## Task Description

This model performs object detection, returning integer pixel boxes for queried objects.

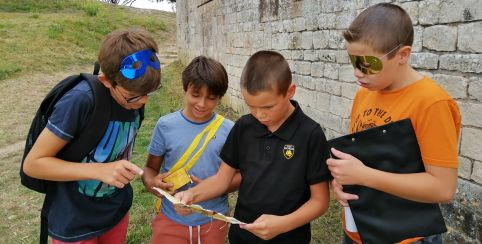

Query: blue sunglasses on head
[120,49,160,80]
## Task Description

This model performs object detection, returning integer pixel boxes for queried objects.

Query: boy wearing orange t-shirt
[326,3,461,244]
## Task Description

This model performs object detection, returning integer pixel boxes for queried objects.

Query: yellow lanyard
[168,114,225,173]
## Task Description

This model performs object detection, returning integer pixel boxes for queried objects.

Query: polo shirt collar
[252,100,303,140]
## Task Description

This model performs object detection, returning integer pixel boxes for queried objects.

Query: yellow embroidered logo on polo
[283,144,295,159]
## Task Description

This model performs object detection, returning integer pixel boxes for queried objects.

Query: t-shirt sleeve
[220,120,240,169]
[148,119,167,157]
[416,100,461,168]
[306,125,331,184]
[46,84,93,141]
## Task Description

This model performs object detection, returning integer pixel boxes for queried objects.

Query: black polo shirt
[221,100,331,244]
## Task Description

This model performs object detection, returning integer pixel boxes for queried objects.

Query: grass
[0,0,175,81]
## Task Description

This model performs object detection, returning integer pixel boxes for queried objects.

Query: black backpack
[20,65,144,243]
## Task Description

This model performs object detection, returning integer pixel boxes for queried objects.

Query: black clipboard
[328,119,447,243]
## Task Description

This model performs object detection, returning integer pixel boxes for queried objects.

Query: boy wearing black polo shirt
[176,50,331,243]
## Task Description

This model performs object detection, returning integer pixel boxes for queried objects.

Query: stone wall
[176,0,482,242]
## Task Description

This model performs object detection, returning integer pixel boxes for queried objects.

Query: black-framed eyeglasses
[118,84,162,103]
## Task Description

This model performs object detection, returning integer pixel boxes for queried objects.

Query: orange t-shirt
[343,76,461,243]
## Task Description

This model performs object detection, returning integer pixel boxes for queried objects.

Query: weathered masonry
[176,0,482,242]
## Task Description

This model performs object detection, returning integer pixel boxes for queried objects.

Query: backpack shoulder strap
[169,115,225,173]
[57,74,111,161]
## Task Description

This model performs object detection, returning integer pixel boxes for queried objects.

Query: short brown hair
[98,28,160,94]
[182,56,228,97]
[343,3,414,58]
[240,50,292,95]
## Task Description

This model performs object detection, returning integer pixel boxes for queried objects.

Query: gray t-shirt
[148,110,234,226]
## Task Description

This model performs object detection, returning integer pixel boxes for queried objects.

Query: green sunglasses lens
[348,55,383,74]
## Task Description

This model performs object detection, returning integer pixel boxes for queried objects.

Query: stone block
[318,49,337,62]
[259,0,280,22]
[323,63,340,80]
[279,50,292,60]
[460,127,482,161]
[433,74,468,99]
[288,32,302,49]
[329,95,352,119]
[271,32,289,50]
[417,0,439,24]
[313,77,326,92]
[472,160,482,184]
[458,156,473,179]
[292,74,302,87]
[423,25,457,51]
[336,10,357,29]
[304,48,319,61]
[328,30,345,49]
[459,102,482,127]
[355,0,371,10]
[440,54,482,73]
[316,91,331,112]
[313,30,329,49]
[458,22,482,52]
[294,87,316,107]
[400,1,419,25]
[324,78,342,96]
[301,31,313,49]
[282,19,294,33]
[311,62,324,77]
[335,50,350,64]
[292,50,304,60]
[341,82,359,99]
[468,77,482,101]
[339,65,356,82]
[293,17,306,32]
[294,61,312,75]
[414,0,436,23]
[263,33,272,49]
[317,13,337,29]
[305,15,319,31]
[326,112,344,133]
[342,118,351,133]
[439,0,482,23]
[412,26,423,52]
[325,128,343,140]
[301,75,316,90]
[410,52,439,70]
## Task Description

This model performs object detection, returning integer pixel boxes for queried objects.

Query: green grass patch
[82,2,100,16]
[0,0,84,13]
[0,65,21,80]
[0,0,175,81]
[47,23,64,39]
